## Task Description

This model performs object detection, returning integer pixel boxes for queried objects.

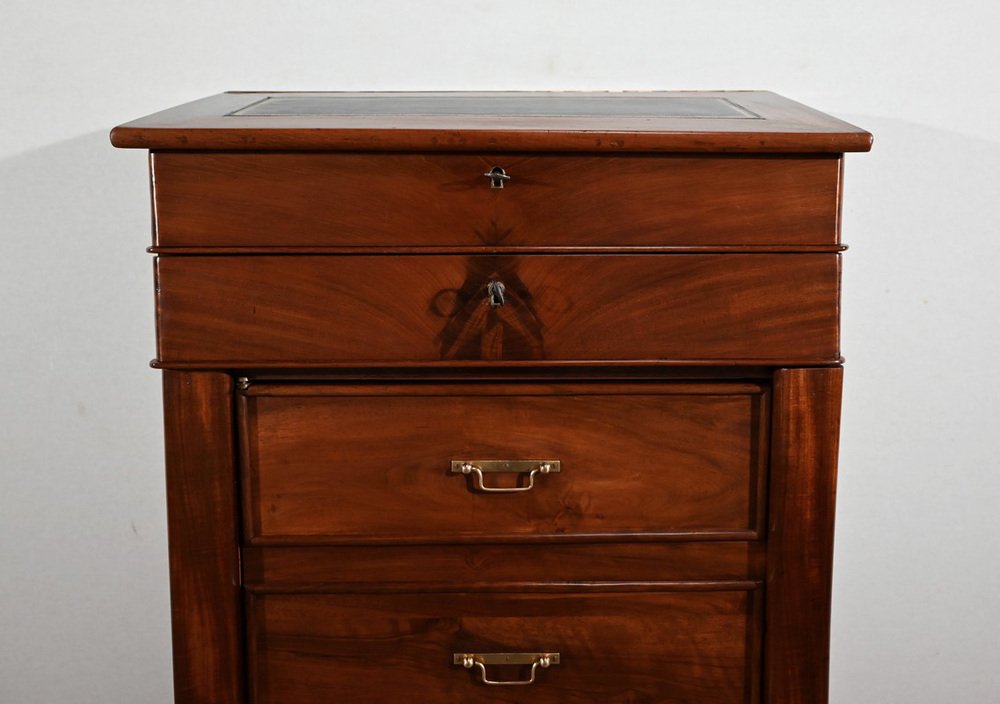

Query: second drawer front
[248,589,760,704]
[240,382,767,543]
[156,253,839,365]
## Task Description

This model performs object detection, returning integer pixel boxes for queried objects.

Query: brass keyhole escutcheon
[484,166,511,189]
[486,280,506,307]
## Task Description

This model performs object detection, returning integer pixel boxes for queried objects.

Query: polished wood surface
[148,244,848,254]
[110,91,872,153]
[242,542,764,592]
[162,371,243,704]
[155,254,840,366]
[239,382,767,544]
[150,152,842,247]
[765,368,842,704]
[247,589,761,703]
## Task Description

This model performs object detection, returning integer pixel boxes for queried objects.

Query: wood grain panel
[239,382,767,544]
[247,589,761,704]
[242,542,765,592]
[155,254,840,366]
[162,371,243,704]
[150,152,841,247]
[148,244,849,254]
[765,367,842,704]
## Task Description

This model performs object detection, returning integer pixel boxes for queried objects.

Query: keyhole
[487,280,506,307]
[484,166,511,189]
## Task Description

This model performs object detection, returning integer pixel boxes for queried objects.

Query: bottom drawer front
[249,589,760,703]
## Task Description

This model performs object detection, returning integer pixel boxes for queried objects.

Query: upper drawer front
[155,253,839,366]
[150,152,841,247]
[248,589,760,704]
[240,382,766,544]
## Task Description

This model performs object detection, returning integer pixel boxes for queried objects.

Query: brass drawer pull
[454,652,560,686]
[451,460,560,493]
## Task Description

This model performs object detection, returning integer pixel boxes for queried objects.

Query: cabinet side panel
[163,371,244,704]
[765,367,842,704]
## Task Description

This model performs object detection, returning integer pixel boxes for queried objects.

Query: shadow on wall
[0,128,158,476]
[836,119,1000,703]
[0,130,155,379]
[840,114,1000,445]
[0,131,171,703]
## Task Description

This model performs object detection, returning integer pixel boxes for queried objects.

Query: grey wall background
[2,1,998,702]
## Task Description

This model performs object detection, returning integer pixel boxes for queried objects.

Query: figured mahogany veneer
[112,91,869,704]
[247,589,762,704]
[150,152,842,248]
[239,382,768,544]
[155,254,840,366]
[162,372,243,704]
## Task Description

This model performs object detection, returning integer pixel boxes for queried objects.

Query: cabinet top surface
[110,91,871,153]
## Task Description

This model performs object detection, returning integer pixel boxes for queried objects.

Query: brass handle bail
[454,652,560,686]
[451,460,560,493]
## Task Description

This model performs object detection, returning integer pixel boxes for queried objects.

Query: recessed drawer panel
[151,152,840,247]
[155,253,839,366]
[239,382,767,544]
[247,588,761,704]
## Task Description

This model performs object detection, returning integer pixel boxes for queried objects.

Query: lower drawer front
[155,253,839,365]
[248,589,760,704]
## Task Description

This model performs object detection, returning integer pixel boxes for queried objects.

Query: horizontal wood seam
[152,358,847,370]
[242,382,767,397]
[243,580,764,594]
[148,245,850,255]
[244,531,762,546]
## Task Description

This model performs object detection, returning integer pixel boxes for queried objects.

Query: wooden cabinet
[112,91,870,704]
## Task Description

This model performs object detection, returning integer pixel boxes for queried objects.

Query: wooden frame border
[765,367,843,703]
[163,371,244,703]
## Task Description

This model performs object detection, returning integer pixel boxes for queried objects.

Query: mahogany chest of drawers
[112,91,871,704]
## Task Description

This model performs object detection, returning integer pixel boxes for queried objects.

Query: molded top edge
[111,91,873,153]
